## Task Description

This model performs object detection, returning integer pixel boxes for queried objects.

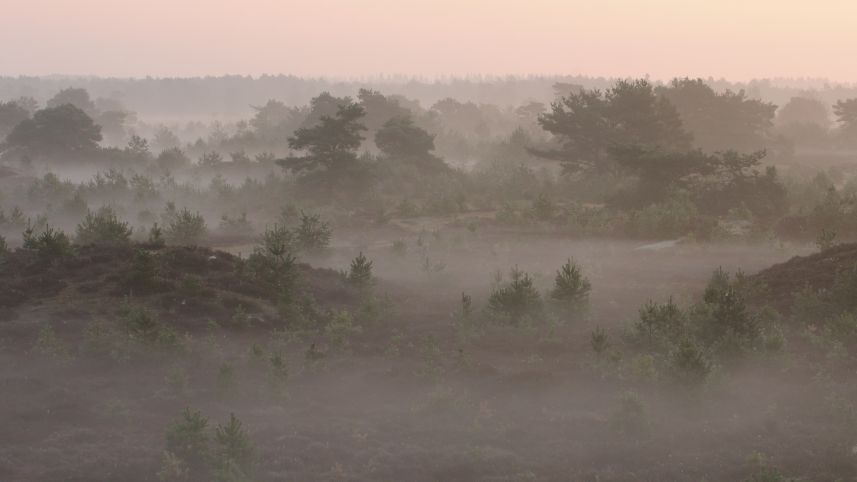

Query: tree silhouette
[3,104,102,158]
[280,101,366,174]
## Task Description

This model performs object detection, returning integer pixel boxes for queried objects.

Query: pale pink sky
[2,0,856,81]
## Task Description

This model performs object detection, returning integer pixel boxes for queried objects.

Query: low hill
[0,243,356,331]
[749,242,857,313]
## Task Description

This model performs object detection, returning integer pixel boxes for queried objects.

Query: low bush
[487,266,543,325]
[165,208,207,246]
[591,327,609,357]
[23,222,73,260]
[550,258,591,317]
[669,339,712,386]
[161,409,255,482]
[347,252,374,287]
[295,211,332,253]
[75,206,133,246]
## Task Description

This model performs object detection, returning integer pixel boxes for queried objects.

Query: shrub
[162,409,255,482]
[148,222,165,247]
[0,235,7,256]
[61,192,88,217]
[348,252,374,287]
[157,451,189,481]
[268,352,289,396]
[128,249,158,288]
[815,228,837,251]
[325,310,363,352]
[628,354,658,380]
[155,147,191,171]
[295,211,332,253]
[165,208,207,246]
[123,306,182,351]
[487,266,543,325]
[199,151,223,167]
[214,413,256,480]
[164,408,210,478]
[591,327,609,357]
[75,206,132,245]
[531,193,557,221]
[634,298,685,348]
[670,339,712,386]
[80,319,130,361]
[391,239,407,256]
[23,222,73,260]
[693,268,761,357]
[550,258,591,315]
[125,306,160,341]
[627,193,700,239]
[257,223,295,266]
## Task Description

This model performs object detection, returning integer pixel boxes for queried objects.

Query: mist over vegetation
[3,73,857,481]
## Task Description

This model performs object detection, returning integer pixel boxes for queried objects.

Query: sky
[2,0,857,81]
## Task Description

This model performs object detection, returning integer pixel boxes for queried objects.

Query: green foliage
[834,98,857,146]
[164,408,210,478]
[157,450,189,481]
[625,192,710,239]
[155,147,191,171]
[591,327,609,357]
[199,151,224,167]
[669,339,712,386]
[632,267,767,378]
[487,266,543,325]
[661,78,776,153]
[693,268,761,358]
[815,227,837,251]
[257,223,295,264]
[536,78,690,175]
[391,239,407,256]
[214,414,256,481]
[268,352,289,396]
[128,249,157,288]
[325,310,363,352]
[165,208,207,246]
[122,305,182,351]
[148,222,165,247]
[375,115,434,158]
[295,211,332,252]
[5,104,102,158]
[75,206,132,245]
[375,115,448,172]
[347,252,374,287]
[279,99,368,188]
[634,298,686,348]
[162,410,255,482]
[550,258,591,315]
[531,194,557,221]
[22,222,73,260]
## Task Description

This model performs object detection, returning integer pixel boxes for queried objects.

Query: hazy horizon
[5,0,857,82]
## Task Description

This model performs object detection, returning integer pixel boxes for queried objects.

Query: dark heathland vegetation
[3,75,857,481]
